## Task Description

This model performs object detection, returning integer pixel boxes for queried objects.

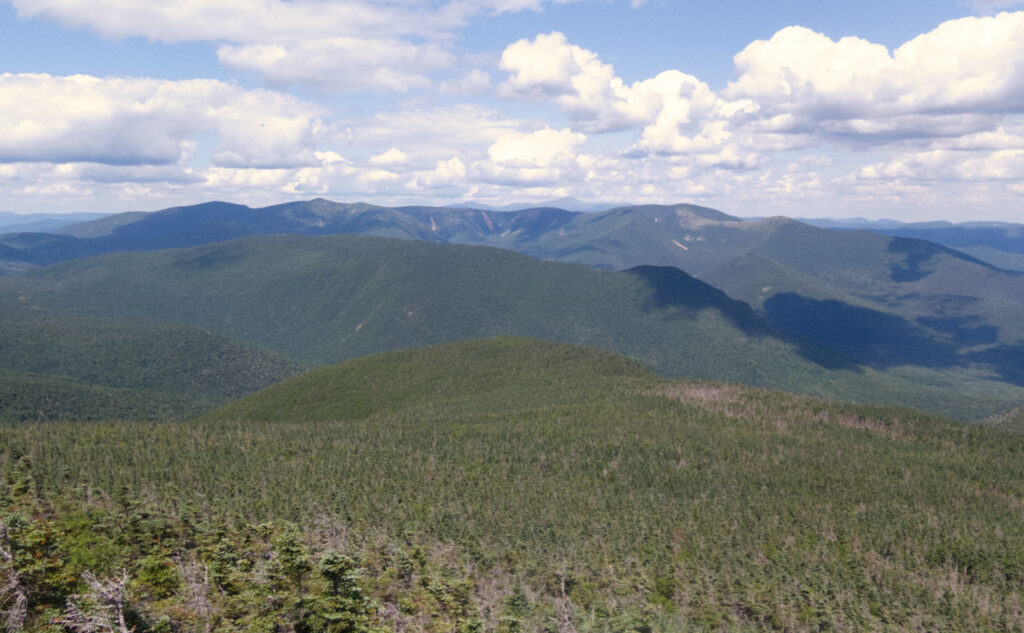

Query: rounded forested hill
[203,337,659,423]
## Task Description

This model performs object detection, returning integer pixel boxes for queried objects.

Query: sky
[2,0,1024,221]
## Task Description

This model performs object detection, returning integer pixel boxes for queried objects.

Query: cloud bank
[3,3,1024,219]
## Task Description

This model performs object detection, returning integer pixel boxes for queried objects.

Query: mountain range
[0,211,108,234]
[2,198,1024,420]
[802,217,1024,271]
[8,232,969,417]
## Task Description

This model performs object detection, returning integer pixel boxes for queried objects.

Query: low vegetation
[2,338,1023,632]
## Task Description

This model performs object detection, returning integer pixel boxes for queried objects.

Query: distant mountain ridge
[802,217,1021,230]
[6,198,1024,418]
[1,199,738,270]
[803,217,1024,271]
[444,196,621,212]
[0,211,109,234]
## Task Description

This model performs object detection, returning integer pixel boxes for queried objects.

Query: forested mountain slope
[6,199,1022,383]
[5,232,1017,418]
[0,233,852,395]
[0,296,302,421]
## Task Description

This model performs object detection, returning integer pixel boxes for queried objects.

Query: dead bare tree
[0,523,28,633]
[177,555,214,633]
[57,570,132,633]
[554,567,578,633]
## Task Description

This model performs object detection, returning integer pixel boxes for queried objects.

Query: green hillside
[988,406,1024,432]
[204,337,659,424]
[505,205,1024,381]
[0,298,303,421]
[4,338,1024,632]
[4,232,1019,418]
[10,198,1024,390]
[0,234,843,389]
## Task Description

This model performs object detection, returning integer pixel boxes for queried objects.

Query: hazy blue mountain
[0,211,109,234]
[874,224,1024,256]
[804,218,1024,271]
[952,246,1024,272]
[798,217,907,229]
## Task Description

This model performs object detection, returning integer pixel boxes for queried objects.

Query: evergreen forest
[2,339,1024,632]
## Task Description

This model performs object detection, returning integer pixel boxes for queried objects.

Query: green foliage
[5,233,1022,418]
[272,523,311,584]
[0,368,198,422]
[0,299,302,422]
[134,552,181,599]
[303,551,376,633]
[2,338,1024,631]
[203,338,657,424]
[988,405,1024,432]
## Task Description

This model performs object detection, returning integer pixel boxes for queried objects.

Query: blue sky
[2,0,1024,221]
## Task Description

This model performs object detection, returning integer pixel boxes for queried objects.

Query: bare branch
[57,570,132,633]
[0,524,28,633]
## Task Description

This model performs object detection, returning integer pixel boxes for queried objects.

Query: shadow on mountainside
[969,343,1024,386]
[916,315,999,346]
[626,266,858,371]
[888,236,1002,282]
[761,293,1011,376]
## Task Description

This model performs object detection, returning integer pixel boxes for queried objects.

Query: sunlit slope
[9,199,1024,380]
[13,199,1023,385]
[873,222,1024,270]
[699,222,1024,375]
[0,368,197,422]
[203,337,660,423]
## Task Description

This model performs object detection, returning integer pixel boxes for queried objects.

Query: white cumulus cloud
[853,149,1024,181]
[408,157,468,190]
[0,73,324,168]
[725,13,1024,141]
[218,38,455,93]
[498,31,763,166]
[487,127,585,167]
[500,31,651,132]
[469,127,589,186]
[9,0,592,93]
[370,148,410,166]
